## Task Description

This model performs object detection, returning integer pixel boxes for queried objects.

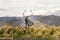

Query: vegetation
[0,23,60,40]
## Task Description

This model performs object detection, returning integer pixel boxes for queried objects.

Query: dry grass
[0,23,60,40]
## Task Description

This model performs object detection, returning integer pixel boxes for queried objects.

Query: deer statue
[22,9,33,27]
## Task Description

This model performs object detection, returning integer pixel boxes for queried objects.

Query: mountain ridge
[0,15,60,26]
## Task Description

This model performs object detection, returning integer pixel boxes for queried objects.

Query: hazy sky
[0,0,60,8]
[0,0,60,16]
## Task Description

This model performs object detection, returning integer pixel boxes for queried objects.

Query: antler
[22,9,26,17]
[22,9,33,17]
[30,9,33,16]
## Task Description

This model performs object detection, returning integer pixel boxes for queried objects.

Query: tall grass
[0,23,60,40]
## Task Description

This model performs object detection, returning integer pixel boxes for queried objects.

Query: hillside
[0,15,60,27]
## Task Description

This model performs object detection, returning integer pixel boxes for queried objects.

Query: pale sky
[0,0,60,17]
[0,0,60,8]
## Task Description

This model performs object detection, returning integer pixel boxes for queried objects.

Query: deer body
[25,16,33,26]
[22,9,33,27]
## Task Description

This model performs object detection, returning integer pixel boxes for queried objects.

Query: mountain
[0,15,60,27]
[29,15,60,26]
[0,17,25,27]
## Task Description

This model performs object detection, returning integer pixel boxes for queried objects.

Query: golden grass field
[0,23,60,40]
